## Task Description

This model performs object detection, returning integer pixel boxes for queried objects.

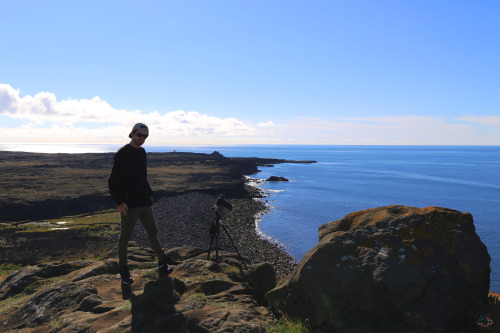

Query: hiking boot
[157,262,173,274]
[119,266,134,285]
[164,255,181,266]
[158,256,178,274]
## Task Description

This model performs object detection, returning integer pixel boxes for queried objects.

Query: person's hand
[117,203,128,216]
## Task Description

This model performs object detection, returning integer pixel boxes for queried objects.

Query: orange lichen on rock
[269,205,491,333]
[355,247,372,258]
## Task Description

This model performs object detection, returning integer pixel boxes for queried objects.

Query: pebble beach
[130,189,296,279]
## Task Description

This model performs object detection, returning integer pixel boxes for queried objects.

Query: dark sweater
[108,144,153,208]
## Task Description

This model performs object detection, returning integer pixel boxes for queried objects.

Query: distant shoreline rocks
[266,176,289,182]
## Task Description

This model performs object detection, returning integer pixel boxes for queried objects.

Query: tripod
[207,195,248,270]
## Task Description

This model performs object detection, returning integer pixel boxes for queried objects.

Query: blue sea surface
[2,144,499,291]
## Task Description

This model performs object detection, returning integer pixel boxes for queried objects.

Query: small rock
[266,176,288,182]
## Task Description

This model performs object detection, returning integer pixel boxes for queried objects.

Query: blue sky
[1,1,499,145]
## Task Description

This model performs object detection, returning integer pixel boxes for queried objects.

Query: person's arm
[108,150,128,213]
[145,152,154,201]
[116,202,128,216]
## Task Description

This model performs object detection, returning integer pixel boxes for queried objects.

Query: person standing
[108,123,178,285]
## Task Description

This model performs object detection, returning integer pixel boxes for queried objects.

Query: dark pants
[118,206,167,267]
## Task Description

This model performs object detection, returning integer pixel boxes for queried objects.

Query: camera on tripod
[208,194,247,269]
[216,194,233,210]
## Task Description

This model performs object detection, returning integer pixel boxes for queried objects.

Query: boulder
[244,262,277,305]
[0,266,43,300]
[267,176,289,182]
[72,259,119,282]
[267,205,491,332]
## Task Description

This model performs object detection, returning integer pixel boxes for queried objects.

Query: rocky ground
[0,243,283,332]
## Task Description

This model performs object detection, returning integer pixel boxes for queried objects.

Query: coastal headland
[0,150,315,277]
[0,150,315,222]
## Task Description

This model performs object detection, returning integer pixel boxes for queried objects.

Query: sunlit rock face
[267,205,491,333]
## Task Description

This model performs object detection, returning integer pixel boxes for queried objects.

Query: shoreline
[123,181,297,279]
[0,151,310,279]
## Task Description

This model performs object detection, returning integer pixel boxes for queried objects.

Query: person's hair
[129,123,149,138]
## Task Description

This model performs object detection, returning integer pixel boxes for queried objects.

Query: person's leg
[137,206,168,263]
[118,208,139,268]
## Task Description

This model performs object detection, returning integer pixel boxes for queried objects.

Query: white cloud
[257,121,275,127]
[0,84,257,143]
[1,84,499,145]
[261,115,498,145]
[456,115,500,127]
[0,84,122,124]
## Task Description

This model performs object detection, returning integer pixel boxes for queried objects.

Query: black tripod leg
[215,233,220,262]
[220,224,248,270]
[207,235,214,260]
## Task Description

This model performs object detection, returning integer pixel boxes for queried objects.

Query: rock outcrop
[0,243,278,332]
[267,205,491,332]
[266,176,289,182]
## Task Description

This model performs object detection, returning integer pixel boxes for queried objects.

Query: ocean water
[2,144,499,291]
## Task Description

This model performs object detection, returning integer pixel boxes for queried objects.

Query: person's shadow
[121,273,205,332]
[121,282,133,300]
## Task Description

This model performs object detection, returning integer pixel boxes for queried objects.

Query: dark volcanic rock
[4,281,98,329]
[0,260,93,300]
[244,262,276,305]
[267,176,289,182]
[267,205,491,333]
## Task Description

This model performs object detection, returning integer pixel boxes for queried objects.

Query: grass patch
[13,210,121,236]
[22,280,46,295]
[0,293,32,316]
[75,323,92,333]
[221,265,240,275]
[0,263,24,276]
[45,209,120,232]
[48,209,120,225]
[267,317,310,333]
[47,312,78,332]
[143,270,160,280]
[114,301,132,312]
